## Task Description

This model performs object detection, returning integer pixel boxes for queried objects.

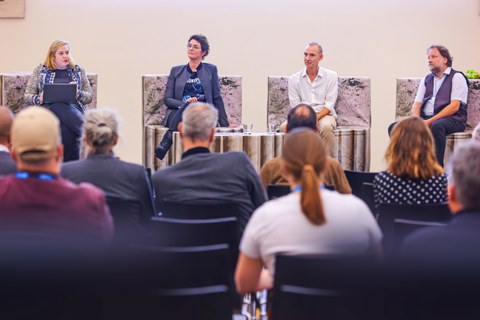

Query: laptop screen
[43,83,77,104]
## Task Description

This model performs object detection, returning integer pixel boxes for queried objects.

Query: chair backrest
[157,201,243,262]
[267,76,371,128]
[394,218,448,253]
[126,243,233,319]
[267,184,291,200]
[105,196,144,243]
[396,78,480,130]
[160,201,238,219]
[148,216,237,248]
[361,182,375,214]
[377,203,451,256]
[142,74,242,126]
[272,254,379,320]
[0,72,98,114]
[344,170,377,198]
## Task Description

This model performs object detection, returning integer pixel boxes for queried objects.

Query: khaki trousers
[279,114,337,156]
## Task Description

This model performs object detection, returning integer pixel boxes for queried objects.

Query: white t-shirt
[240,190,382,276]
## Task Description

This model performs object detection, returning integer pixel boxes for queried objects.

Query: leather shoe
[154,131,173,160]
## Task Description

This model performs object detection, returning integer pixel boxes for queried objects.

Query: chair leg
[257,290,268,320]
[242,293,257,320]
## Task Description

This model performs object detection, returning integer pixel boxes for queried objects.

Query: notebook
[43,83,77,104]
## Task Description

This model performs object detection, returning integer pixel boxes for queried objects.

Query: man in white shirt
[281,42,338,155]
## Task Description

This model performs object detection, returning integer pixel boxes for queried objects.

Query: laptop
[43,83,77,104]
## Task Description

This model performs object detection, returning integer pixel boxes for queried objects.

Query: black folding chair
[272,254,379,320]
[344,170,377,198]
[361,182,375,214]
[109,243,234,320]
[148,216,237,248]
[105,196,145,243]
[267,184,291,200]
[377,203,451,257]
[394,218,448,253]
[148,212,241,308]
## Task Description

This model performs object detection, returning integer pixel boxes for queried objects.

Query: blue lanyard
[292,185,326,192]
[16,172,57,181]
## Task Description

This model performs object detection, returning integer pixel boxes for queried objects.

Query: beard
[429,64,442,74]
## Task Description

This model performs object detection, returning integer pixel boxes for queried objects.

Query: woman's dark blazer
[163,63,229,127]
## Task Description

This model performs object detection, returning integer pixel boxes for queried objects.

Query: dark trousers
[47,103,84,162]
[429,117,465,167]
[388,116,465,167]
[165,102,191,133]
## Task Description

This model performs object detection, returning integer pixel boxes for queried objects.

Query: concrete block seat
[142,74,242,171]
[0,72,98,114]
[267,76,371,171]
[396,78,480,166]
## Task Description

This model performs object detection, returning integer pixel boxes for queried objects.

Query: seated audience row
[1,101,480,318]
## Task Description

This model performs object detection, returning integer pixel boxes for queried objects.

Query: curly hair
[386,117,443,179]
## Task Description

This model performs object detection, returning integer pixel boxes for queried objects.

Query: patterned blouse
[24,63,93,110]
[373,171,448,208]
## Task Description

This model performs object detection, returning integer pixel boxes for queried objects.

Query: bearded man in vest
[390,45,469,167]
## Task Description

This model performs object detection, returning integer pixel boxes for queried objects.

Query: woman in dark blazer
[155,34,229,160]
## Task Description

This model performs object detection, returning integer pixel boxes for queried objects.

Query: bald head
[0,106,14,145]
[286,104,317,132]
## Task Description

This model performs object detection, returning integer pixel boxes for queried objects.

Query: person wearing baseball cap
[0,106,113,245]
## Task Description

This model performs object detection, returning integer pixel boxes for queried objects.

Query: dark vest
[422,68,468,124]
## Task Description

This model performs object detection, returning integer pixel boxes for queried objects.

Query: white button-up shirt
[414,67,468,116]
[288,67,338,117]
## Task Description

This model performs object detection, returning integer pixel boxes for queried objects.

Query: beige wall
[1,0,479,171]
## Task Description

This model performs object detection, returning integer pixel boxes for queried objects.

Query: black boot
[154,131,173,160]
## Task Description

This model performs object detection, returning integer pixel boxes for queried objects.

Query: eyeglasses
[187,44,202,50]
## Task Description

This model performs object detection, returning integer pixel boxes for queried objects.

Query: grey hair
[83,108,119,153]
[472,123,480,142]
[307,42,323,54]
[449,141,480,210]
[181,102,218,141]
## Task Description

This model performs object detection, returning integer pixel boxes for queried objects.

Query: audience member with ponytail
[61,108,155,229]
[235,129,382,294]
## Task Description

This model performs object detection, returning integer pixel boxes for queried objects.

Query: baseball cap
[11,107,60,161]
